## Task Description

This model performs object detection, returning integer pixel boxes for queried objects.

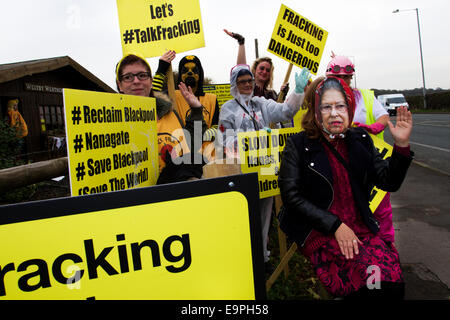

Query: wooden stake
[266,243,298,291]
[165,64,177,108]
[276,63,293,103]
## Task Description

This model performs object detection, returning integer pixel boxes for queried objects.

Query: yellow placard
[63,89,159,196]
[292,107,308,129]
[0,191,257,299]
[368,134,393,213]
[268,4,328,75]
[203,84,233,110]
[238,128,301,199]
[116,0,205,57]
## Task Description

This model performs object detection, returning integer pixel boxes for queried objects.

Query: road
[384,113,450,299]
[384,113,450,175]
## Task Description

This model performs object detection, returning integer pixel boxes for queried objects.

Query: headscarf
[229,64,254,106]
[314,76,355,138]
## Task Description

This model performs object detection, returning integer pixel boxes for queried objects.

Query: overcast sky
[2,0,449,93]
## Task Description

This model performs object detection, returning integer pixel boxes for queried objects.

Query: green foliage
[0,119,21,169]
[266,217,332,300]
[0,119,36,204]
[407,90,450,110]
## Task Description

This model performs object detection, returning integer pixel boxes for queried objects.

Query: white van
[377,94,410,116]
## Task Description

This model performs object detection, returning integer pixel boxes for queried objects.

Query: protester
[6,99,28,139]
[326,54,395,244]
[217,63,310,263]
[223,29,295,266]
[278,76,413,299]
[152,53,218,163]
[116,52,204,184]
[224,29,289,101]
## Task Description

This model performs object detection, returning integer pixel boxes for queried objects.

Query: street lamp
[393,8,427,109]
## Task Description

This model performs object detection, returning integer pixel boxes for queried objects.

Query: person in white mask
[216,63,310,264]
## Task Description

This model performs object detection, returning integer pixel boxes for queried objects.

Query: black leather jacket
[278,128,413,246]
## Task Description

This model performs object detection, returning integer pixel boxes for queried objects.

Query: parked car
[377,94,410,116]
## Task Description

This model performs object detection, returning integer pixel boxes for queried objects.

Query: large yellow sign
[63,89,159,196]
[268,4,328,75]
[0,175,264,299]
[116,0,205,57]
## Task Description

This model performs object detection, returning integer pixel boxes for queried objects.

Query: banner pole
[276,63,293,103]
[166,63,177,107]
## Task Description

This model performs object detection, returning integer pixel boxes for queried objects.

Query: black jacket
[278,128,413,246]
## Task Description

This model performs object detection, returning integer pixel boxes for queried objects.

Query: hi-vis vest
[360,89,384,140]
[175,90,217,128]
[157,111,190,172]
[175,90,217,163]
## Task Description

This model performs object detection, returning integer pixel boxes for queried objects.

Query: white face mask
[237,93,252,105]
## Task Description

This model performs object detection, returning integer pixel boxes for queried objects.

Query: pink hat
[326,55,355,76]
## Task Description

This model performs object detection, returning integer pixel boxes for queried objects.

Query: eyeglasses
[319,104,348,114]
[326,65,355,74]
[120,72,151,82]
[237,78,254,85]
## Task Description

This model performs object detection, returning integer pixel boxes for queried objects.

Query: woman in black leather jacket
[278,76,413,299]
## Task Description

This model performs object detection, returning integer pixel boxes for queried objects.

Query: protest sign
[63,89,158,196]
[237,128,301,199]
[0,174,265,299]
[116,0,205,57]
[292,107,308,129]
[203,84,233,110]
[368,134,393,212]
[268,4,328,75]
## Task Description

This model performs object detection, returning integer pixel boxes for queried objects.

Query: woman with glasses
[278,76,413,299]
[224,30,289,101]
[116,52,204,184]
[326,54,396,247]
[216,64,310,264]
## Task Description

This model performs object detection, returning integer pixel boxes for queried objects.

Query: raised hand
[223,29,245,45]
[294,67,311,94]
[387,106,413,147]
[160,50,176,63]
[178,82,202,108]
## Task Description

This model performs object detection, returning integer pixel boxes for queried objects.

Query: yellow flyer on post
[268,4,328,75]
[237,128,301,199]
[63,89,159,196]
[116,0,205,57]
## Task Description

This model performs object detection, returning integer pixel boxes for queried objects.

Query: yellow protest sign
[292,107,308,129]
[268,4,328,75]
[63,89,158,196]
[203,84,233,110]
[0,174,265,299]
[116,0,205,57]
[368,134,393,213]
[238,128,301,199]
